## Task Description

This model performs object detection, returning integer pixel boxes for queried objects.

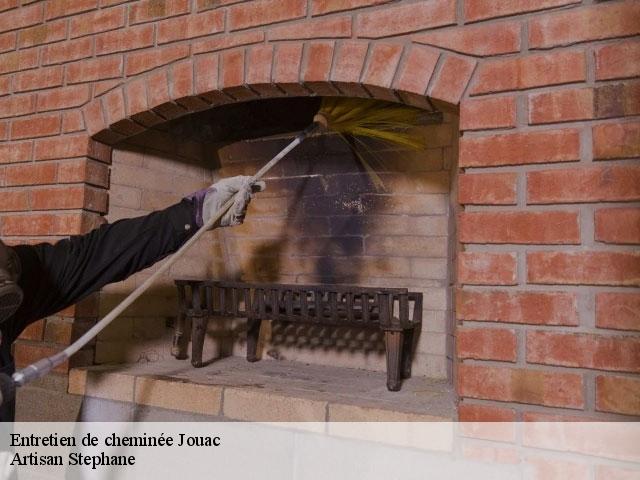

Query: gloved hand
[187,176,266,229]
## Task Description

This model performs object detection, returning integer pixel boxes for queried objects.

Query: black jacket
[0,199,197,421]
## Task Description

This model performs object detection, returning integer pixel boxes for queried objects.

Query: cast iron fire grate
[171,280,423,391]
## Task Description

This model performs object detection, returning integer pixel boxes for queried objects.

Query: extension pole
[11,122,320,388]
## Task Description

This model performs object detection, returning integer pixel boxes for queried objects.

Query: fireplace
[97,96,458,383]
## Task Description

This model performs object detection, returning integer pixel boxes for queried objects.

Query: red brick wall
[0,0,638,419]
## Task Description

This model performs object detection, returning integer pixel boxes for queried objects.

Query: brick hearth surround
[0,0,639,420]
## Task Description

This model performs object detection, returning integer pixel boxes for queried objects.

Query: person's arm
[7,199,197,342]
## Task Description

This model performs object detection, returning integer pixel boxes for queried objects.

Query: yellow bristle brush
[314,98,426,190]
[8,97,428,391]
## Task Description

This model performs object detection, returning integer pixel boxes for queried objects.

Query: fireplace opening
[99,96,459,384]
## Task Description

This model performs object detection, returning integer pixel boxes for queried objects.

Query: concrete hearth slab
[68,356,456,421]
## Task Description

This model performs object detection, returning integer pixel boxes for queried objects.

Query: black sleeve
[5,199,198,343]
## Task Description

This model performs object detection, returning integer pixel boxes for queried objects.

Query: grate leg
[190,315,208,368]
[171,311,190,360]
[385,330,405,391]
[246,318,262,363]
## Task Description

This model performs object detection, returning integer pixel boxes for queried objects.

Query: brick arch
[80,39,476,144]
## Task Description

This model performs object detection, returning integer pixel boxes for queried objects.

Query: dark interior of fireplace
[100,96,456,381]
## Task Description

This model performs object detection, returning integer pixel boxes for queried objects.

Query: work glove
[187,176,266,229]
